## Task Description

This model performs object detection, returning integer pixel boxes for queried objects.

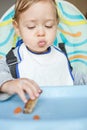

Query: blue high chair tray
[0,86,87,130]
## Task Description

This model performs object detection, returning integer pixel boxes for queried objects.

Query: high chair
[0,1,87,130]
[0,0,87,82]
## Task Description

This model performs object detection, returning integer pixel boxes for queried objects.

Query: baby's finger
[30,80,42,93]
[24,86,37,100]
[17,89,28,103]
[24,79,42,95]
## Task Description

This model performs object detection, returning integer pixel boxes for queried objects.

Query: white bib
[17,43,73,86]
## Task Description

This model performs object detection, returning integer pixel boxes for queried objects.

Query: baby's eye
[45,25,53,29]
[27,26,35,29]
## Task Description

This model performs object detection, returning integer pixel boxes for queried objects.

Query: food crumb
[14,107,22,114]
[33,115,40,120]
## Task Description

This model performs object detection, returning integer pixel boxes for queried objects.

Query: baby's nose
[36,26,45,36]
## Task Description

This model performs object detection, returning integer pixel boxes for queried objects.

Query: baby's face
[15,0,58,53]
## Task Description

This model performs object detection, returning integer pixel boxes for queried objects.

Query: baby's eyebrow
[29,20,37,22]
[24,19,56,25]
[45,18,55,21]
[24,19,37,24]
[45,20,56,24]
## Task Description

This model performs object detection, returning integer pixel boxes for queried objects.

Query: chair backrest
[0,0,87,75]
[0,5,20,58]
[56,0,87,75]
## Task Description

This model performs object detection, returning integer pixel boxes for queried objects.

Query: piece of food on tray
[14,107,22,114]
[23,90,42,114]
[33,115,40,120]
[23,98,38,113]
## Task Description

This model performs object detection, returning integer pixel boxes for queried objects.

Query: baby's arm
[0,78,41,103]
[0,57,14,101]
[72,69,87,85]
[0,57,41,102]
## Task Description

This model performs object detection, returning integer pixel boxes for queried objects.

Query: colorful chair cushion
[0,0,87,75]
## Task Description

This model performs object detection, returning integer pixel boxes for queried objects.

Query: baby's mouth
[38,40,46,47]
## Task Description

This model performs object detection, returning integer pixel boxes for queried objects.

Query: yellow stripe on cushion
[60,18,87,26]
[57,8,87,26]
[0,19,12,26]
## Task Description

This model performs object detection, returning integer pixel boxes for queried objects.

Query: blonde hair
[13,0,59,22]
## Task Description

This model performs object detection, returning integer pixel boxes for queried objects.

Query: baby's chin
[27,45,49,54]
[33,48,49,54]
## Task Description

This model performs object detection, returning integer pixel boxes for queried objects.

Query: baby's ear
[12,20,21,36]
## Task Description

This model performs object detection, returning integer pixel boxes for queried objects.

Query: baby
[0,0,73,103]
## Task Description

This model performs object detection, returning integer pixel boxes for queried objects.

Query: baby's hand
[0,78,42,103]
